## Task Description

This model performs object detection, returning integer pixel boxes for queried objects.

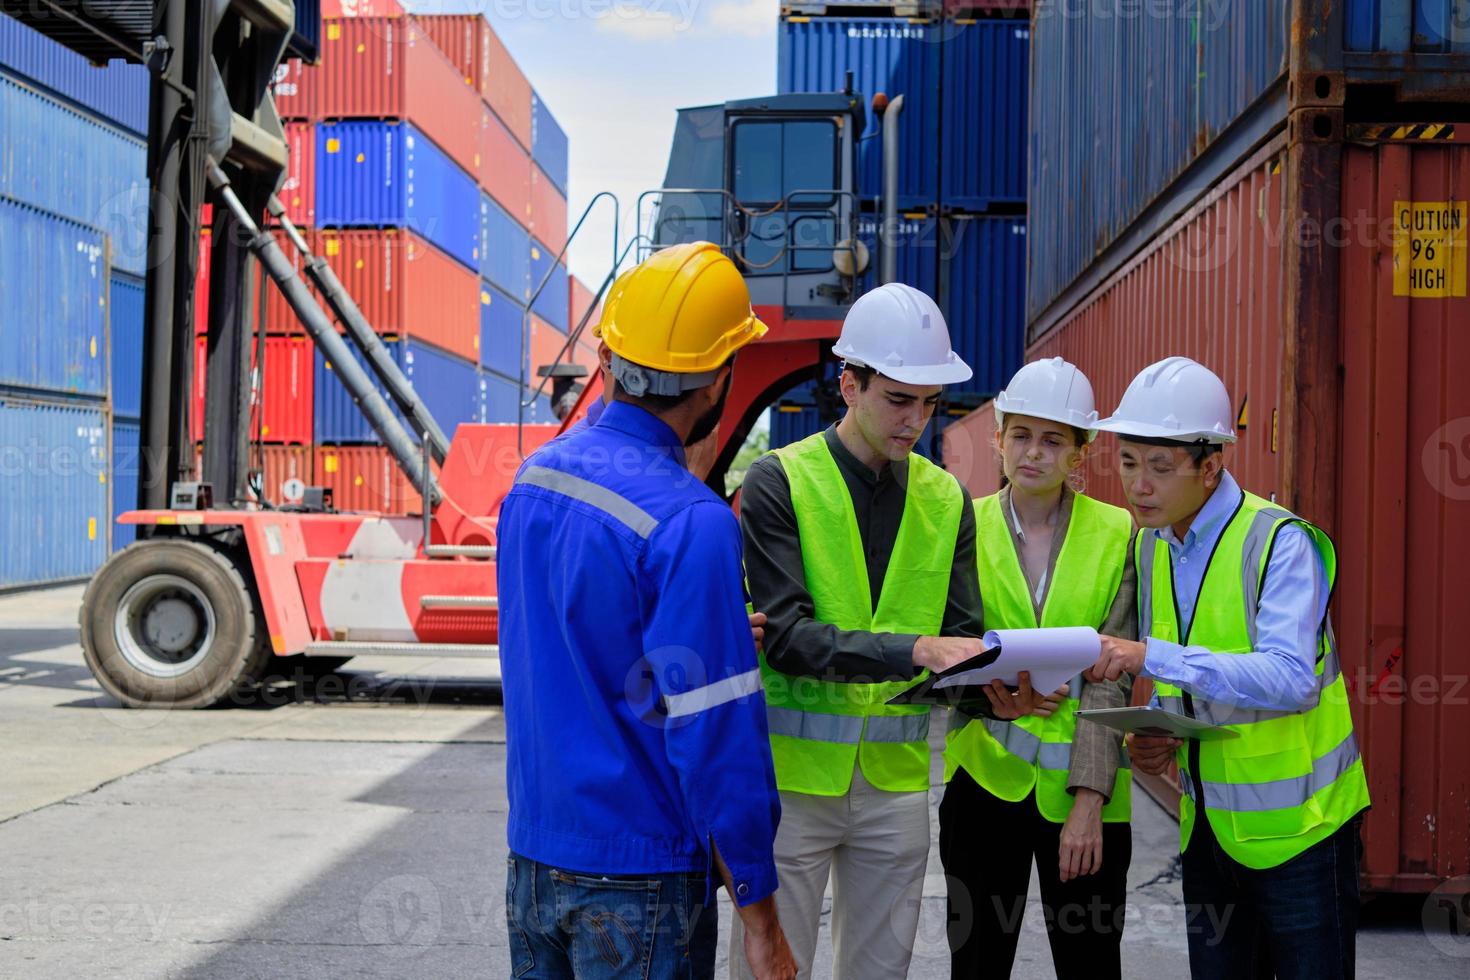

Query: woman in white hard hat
[940,356,1137,979]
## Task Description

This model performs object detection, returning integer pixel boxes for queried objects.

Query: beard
[685,369,734,447]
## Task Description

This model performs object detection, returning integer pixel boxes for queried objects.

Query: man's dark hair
[844,363,877,391]
[1121,434,1223,466]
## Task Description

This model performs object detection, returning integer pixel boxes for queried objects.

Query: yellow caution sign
[1394,201,1468,298]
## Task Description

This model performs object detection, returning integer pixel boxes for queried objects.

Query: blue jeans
[1181,813,1364,980]
[505,852,717,979]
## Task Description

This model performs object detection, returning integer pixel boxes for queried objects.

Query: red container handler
[192,335,316,445]
[255,445,316,505]
[480,102,532,229]
[529,162,569,256]
[315,17,482,181]
[315,228,481,363]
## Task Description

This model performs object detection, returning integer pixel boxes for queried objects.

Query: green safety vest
[759,432,963,796]
[1139,489,1370,869]
[944,492,1135,823]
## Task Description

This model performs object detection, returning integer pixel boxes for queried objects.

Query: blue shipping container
[315,338,480,444]
[1028,2,1289,321]
[858,213,940,296]
[529,238,569,333]
[0,196,107,397]
[939,215,1026,400]
[0,397,109,587]
[316,121,481,274]
[940,20,1029,210]
[778,17,941,208]
[110,272,146,418]
[481,191,531,302]
[531,91,569,196]
[481,369,554,425]
[480,279,527,381]
[111,417,139,549]
[1345,0,1470,52]
[0,73,149,275]
[0,13,150,135]
[769,380,823,451]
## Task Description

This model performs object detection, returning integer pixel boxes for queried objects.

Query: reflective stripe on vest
[1139,489,1370,869]
[944,492,1135,823]
[759,433,962,796]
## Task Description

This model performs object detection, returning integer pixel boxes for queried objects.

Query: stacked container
[247,11,573,514]
[0,13,149,584]
[775,3,1030,457]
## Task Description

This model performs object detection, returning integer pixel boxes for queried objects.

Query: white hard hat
[993,357,1100,442]
[1094,356,1237,444]
[832,283,972,387]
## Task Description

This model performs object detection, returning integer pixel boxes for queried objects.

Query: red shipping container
[414,13,479,89]
[569,275,601,335]
[478,18,532,152]
[480,103,532,228]
[315,444,426,515]
[316,228,481,362]
[194,226,212,336]
[321,0,404,16]
[281,122,316,228]
[197,227,318,337]
[271,58,314,120]
[316,17,482,180]
[192,335,316,445]
[529,163,569,256]
[254,445,315,505]
[527,314,570,378]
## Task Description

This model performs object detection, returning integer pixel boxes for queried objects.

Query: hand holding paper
[931,626,1102,698]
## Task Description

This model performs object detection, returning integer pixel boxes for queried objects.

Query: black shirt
[740,425,984,684]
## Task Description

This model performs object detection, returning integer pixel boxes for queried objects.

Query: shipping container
[857,212,939,296]
[778,17,941,209]
[315,338,480,444]
[480,102,533,227]
[937,214,1027,400]
[316,120,481,273]
[0,397,109,587]
[110,272,146,418]
[192,335,316,446]
[529,163,569,256]
[527,314,571,380]
[195,227,317,337]
[939,19,1028,210]
[315,443,421,514]
[0,196,107,397]
[481,368,553,425]
[111,417,139,549]
[290,0,324,64]
[942,1,1029,14]
[0,72,149,275]
[315,16,483,179]
[281,121,316,228]
[322,0,405,17]
[0,13,150,135]
[481,191,532,302]
[1343,0,1470,53]
[480,279,526,381]
[253,444,316,506]
[528,239,569,332]
[530,90,569,196]
[569,275,601,335]
[414,12,479,88]
[272,58,314,120]
[478,17,533,151]
[316,227,481,361]
[956,131,1470,893]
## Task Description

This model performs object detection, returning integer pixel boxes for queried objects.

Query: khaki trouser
[729,764,931,980]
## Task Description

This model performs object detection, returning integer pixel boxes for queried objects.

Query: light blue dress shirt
[1142,471,1330,712]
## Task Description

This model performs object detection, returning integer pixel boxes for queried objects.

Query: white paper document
[931,626,1101,697]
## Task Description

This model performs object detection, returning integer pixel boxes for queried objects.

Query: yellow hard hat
[600,242,767,396]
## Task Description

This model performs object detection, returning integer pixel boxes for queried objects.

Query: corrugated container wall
[272,58,313,119]
[480,103,532,227]
[1027,2,1289,321]
[315,444,421,514]
[778,18,940,209]
[315,339,480,444]
[481,191,532,301]
[530,91,569,196]
[281,121,316,228]
[0,398,108,587]
[529,239,569,333]
[0,197,107,397]
[530,164,569,256]
[481,370,554,425]
[111,418,139,549]
[938,214,1027,399]
[0,13,150,134]
[250,445,315,507]
[477,19,533,150]
[858,213,938,295]
[1344,0,1470,52]
[315,121,481,273]
[480,280,526,381]
[192,336,316,446]
[110,272,146,419]
[0,73,149,275]
[315,16,483,179]
[940,20,1028,210]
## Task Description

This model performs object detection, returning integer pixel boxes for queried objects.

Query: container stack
[0,13,150,585]
[202,4,574,515]
[772,1,1030,457]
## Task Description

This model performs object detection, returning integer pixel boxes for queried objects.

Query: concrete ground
[0,584,1464,978]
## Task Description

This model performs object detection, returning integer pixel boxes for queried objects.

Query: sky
[402,0,780,289]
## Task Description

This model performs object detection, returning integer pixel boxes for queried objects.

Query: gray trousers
[729,765,930,979]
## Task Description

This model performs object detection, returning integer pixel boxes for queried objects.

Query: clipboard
[887,647,1006,706]
[1076,706,1240,741]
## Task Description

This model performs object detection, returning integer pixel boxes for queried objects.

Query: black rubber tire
[79,539,271,708]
